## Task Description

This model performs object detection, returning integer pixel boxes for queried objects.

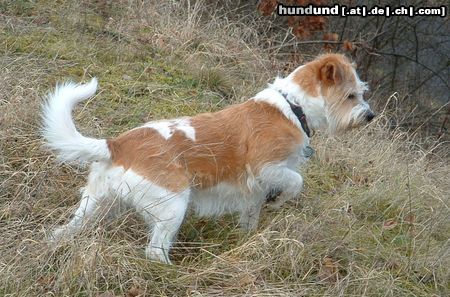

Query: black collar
[277,91,312,138]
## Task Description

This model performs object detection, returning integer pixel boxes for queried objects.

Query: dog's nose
[366,111,376,122]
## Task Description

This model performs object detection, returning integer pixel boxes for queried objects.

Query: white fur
[266,76,328,131]
[258,162,304,209]
[50,157,305,261]
[41,78,110,164]
[350,102,369,122]
[191,182,264,230]
[348,68,371,124]
[141,118,196,141]
[352,68,369,94]
[50,163,189,264]
[253,88,309,139]
[191,148,307,229]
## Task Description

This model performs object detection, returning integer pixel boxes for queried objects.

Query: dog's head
[287,54,375,133]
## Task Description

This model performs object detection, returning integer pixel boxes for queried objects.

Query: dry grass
[1,1,449,296]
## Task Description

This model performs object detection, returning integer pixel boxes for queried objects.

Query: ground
[1,1,449,296]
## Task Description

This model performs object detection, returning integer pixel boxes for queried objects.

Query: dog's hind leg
[49,162,109,241]
[140,188,190,264]
[50,188,103,241]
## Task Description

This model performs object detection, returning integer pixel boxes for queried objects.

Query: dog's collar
[276,90,312,138]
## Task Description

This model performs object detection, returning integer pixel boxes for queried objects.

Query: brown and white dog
[42,54,374,263]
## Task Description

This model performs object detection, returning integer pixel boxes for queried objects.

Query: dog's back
[106,100,303,192]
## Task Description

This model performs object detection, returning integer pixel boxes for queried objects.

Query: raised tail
[41,78,111,164]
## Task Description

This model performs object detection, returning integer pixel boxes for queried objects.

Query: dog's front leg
[261,166,304,210]
[238,198,265,231]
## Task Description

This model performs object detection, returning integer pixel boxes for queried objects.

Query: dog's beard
[349,103,371,126]
[326,101,370,133]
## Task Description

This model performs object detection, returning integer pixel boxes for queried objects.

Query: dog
[42,53,375,264]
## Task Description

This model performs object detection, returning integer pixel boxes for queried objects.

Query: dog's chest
[285,142,313,168]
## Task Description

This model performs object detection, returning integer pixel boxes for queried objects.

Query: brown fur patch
[107,101,303,192]
[292,54,356,97]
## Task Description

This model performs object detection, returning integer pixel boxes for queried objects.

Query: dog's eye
[347,94,356,100]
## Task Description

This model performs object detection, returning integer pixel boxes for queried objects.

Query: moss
[1,18,223,137]
[0,0,35,16]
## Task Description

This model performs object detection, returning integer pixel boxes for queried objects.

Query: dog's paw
[265,192,293,210]
[266,200,285,210]
[47,226,71,243]
[145,246,172,265]
[265,188,282,203]
[265,188,288,210]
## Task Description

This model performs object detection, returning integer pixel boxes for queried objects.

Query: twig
[266,40,350,51]
[411,101,450,135]
[437,106,450,140]
[361,47,450,89]
[406,164,413,270]
[406,65,449,97]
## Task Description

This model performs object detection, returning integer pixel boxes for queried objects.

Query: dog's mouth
[347,117,365,129]
[348,113,375,129]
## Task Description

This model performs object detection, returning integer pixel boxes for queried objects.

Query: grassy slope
[1,1,449,296]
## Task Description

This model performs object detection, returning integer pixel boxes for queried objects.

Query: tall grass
[0,1,448,296]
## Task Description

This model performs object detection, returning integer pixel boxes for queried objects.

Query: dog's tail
[41,78,111,164]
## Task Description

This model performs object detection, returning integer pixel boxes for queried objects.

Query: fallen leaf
[126,287,145,297]
[293,25,310,38]
[343,40,355,52]
[257,0,277,16]
[37,275,55,286]
[404,214,416,224]
[318,256,339,283]
[287,16,300,27]
[323,32,339,41]
[237,273,256,287]
[383,219,398,230]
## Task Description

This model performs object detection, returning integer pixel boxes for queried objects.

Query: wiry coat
[107,100,304,192]
[42,54,374,263]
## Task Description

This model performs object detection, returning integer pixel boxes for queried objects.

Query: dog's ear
[319,60,342,85]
